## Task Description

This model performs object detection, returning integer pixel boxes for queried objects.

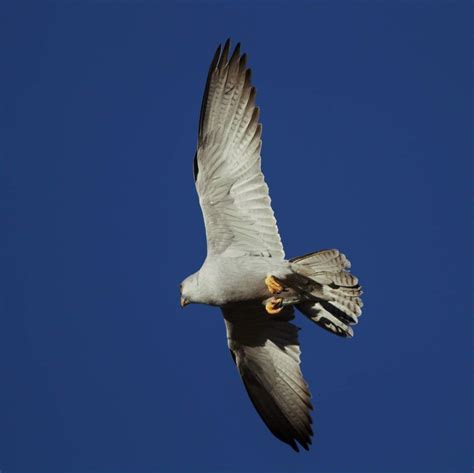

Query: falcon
[180,40,363,452]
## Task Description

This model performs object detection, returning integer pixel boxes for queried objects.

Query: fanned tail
[289,250,363,338]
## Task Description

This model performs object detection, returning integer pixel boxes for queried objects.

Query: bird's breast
[199,257,271,306]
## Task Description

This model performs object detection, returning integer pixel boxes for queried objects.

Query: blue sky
[1,2,472,472]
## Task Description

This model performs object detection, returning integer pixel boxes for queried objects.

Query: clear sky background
[1,2,472,472]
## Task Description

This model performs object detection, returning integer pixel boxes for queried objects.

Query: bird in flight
[180,39,363,452]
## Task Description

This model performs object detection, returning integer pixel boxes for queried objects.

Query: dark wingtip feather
[208,43,222,77]
[197,42,222,144]
[213,43,222,63]
[239,53,248,70]
[289,439,299,452]
[218,38,231,68]
[229,42,241,64]
[249,86,256,102]
[250,106,260,127]
[244,68,252,88]
[193,151,199,182]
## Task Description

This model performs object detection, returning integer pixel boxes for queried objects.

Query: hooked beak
[180,296,189,308]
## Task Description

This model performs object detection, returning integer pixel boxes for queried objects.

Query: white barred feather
[290,250,363,337]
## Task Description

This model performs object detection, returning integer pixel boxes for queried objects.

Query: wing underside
[223,304,313,451]
[194,40,285,259]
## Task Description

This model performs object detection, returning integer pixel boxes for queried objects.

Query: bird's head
[180,272,199,308]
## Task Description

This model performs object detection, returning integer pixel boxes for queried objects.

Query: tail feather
[289,249,363,338]
[290,249,340,265]
[298,301,354,338]
[304,271,358,286]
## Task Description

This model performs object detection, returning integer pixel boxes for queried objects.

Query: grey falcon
[180,39,363,452]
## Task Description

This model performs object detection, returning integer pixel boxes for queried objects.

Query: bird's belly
[202,258,272,306]
[217,268,267,304]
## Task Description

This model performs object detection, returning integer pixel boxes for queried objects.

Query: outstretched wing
[194,40,284,259]
[222,303,313,452]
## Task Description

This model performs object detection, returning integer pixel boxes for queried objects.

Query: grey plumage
[290,250,363,338]
[194,39,283,259]
[181,40,363,452]
[224,304,313,452]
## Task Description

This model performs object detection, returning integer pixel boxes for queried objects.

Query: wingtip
[287,433,313,453]
[218,38,231,68]
[229,41,241,64]
[211,43,222,68]
[244,68,252,87]
[240,53,248,71]
[289,439,300,452]
[217,39,245,69]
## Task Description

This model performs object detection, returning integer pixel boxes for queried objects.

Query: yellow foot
[265,275,285,294]
[265,297,284,315]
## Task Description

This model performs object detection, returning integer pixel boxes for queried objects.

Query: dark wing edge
[194,39,249,182]
[193,42,222,182]
[223,304,313,452]
[198,41,225,145]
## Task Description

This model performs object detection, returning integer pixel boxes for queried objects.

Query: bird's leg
[265,297,284,315]
[265,275,285,294]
